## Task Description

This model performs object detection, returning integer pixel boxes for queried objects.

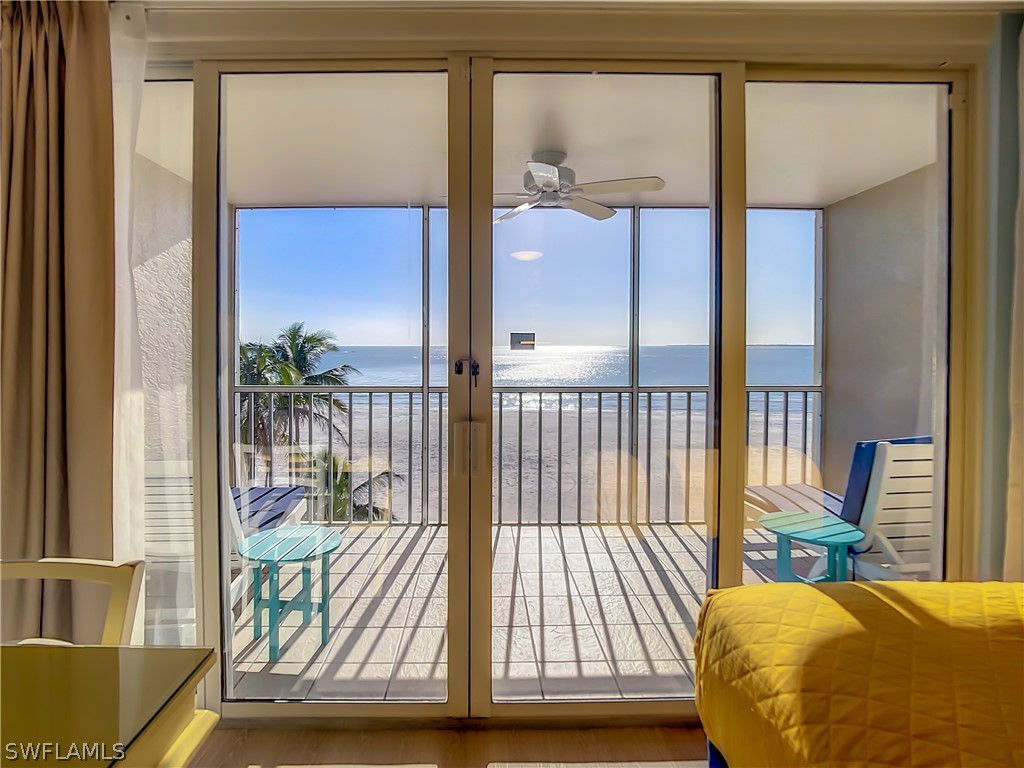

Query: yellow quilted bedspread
[694,581,1024,767]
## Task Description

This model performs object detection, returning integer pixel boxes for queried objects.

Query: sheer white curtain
[1007,25,1024,583]
[130,79,197,644]
[111,2,147,641]
[111,3,197,642]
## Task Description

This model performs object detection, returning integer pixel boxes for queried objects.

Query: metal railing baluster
[372,393,380,520]
[616,393,622,524]
[646,392,652,523]
[437,393,443,524]
[248,394,256,485]
[308,392,314,523]
[557,393,563,524]
[268,393,275,486]
[348,393,353,522]
[288,393,295,485]
[537,393,543,523]
[596,392,603,523]
[665,392,672,524]
[327,393,334,523]
[388,393,393,520]
[801,391,809,483]
[577,392,583,525]
[408,393,413,525]
[498,393,504,524]
[761,392,769,484]
[745,391,751,489]
[232,383,825,529]
[781,391,789,484]
[684,392,692,523]
[517,393,523,526]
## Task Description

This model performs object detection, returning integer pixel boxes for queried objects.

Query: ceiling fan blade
[493,200,538,224]
[526,162,561,191]
[493,191,534,198]
[570,176,666,196]
[561,196,616,221]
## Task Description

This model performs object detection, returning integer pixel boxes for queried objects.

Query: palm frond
[303,365,359,387]
[349,470,404,506]
[239,322,365,460]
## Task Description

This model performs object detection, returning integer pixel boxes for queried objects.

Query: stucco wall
[132,154,193,461]
[821,163,945,492]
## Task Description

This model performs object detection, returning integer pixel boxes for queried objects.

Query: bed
[694,581,1024,767]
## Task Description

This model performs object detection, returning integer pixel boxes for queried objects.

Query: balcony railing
[745,387,823,488]
[230,384,820,526]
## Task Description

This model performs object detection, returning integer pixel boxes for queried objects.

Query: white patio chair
[808,441,937,580]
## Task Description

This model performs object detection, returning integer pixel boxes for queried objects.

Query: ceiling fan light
[510,250,543,261]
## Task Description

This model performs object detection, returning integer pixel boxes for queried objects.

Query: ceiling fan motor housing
[523,165,576,195]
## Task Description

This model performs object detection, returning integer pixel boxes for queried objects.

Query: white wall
[821,164,945,492]
[132,154,193,461]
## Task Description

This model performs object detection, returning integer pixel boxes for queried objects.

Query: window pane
[639,208,711,386]
[134,80,196,645]
[237,207,424,386]
[490,72,716,704]
[743,82,949,585]
[746,209,818,386]
[493,208,632,387]
[222,72,449,703]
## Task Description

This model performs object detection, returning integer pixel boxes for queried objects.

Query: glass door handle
[454,357,480,387]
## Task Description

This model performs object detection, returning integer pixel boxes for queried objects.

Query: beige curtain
[1008,24,1024,583]
[1,1,115,642]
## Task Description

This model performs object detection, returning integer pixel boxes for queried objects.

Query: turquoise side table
[758,510,865,582]
[239,525,343,662]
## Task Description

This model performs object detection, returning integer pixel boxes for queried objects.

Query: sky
[237,206,816,347]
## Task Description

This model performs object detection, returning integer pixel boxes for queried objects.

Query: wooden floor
[191,725,709,767]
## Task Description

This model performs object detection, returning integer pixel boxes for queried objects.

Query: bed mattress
[694,581,1024,767]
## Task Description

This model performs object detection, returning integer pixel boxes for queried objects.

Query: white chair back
[0,559,144,645]
[856,441,936,577]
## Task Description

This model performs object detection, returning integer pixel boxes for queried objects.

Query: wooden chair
[0,559,145,645]
[800,440,937,580]
[748,436,937,581]
[844,441,937,579]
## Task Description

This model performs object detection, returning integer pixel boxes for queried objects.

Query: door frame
[742,68,973,583]
[468,58,747,719]
[191,54,977,722]
[192,56,473,720]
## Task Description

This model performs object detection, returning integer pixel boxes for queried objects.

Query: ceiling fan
[493,150,665,224]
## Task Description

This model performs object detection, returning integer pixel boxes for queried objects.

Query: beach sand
[237,392,819,526]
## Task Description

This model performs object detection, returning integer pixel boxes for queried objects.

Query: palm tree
[238,322,356,473]
[237,323,400,523]
[316,451,404,523]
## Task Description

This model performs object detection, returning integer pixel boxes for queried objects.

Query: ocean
[316,344,815,387]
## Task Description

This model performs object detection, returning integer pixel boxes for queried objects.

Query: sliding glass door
[211,63,468,715]
[467,62,729,715]
[199,59,959,718]
[741,81,951,585]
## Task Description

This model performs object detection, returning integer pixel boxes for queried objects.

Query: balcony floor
[230,523,811,702]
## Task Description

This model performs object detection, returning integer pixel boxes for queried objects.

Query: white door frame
[467,58,747,719]
[192,57,473,720]
[190,54,974,723]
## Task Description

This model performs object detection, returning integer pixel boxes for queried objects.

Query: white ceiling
[223,72,449,206]
[140,74,943,208]
[493,74,713,206]
[746,82,942,206]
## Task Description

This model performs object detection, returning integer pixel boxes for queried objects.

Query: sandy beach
[236,390,819,527]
